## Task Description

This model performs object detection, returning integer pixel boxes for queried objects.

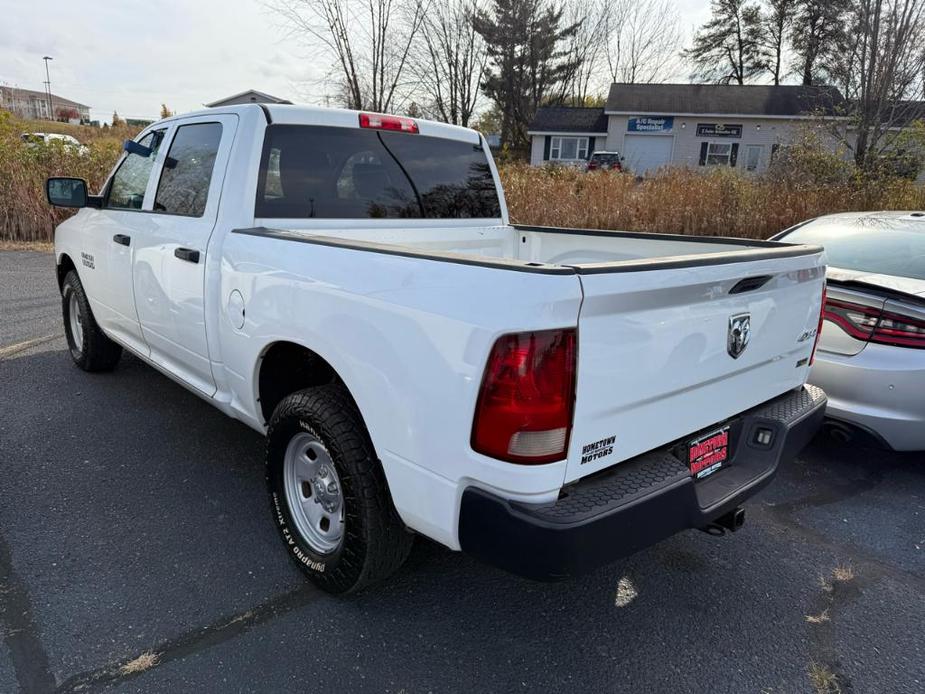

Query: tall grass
[1,107,923,243]
[500,163,925,239]
[0,111,138,242]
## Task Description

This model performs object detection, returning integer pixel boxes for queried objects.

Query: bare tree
[604,0,682,84]
[760,0,798,84]
[557,0,611,103]
[830,0,925,168]
[412,0,487,126]
[266,0,427,111]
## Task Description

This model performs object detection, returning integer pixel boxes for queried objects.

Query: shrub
[1,108,923,244]
[0,110,139,242]
[499,161,925,239]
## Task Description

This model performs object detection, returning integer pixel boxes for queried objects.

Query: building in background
[205,89,292,108]
[529,84,845,175]
[0,86,91,123]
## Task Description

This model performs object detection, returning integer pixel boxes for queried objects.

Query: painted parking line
[0,334,62,360]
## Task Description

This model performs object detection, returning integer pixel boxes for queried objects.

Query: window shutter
[543,136,551,161]
[698,142,708,166]
[587,137,595,159]
[730,143,739,167]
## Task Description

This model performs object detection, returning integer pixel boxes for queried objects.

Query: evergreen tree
[473,0,580,149]
[790,0,849,85]
[684,0,765,85]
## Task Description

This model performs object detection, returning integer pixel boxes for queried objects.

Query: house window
[745,144,762,172]
[705,142,732,166]
[550,136,589,161]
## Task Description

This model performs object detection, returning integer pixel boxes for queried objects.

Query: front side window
[154,123,223,217]
[256,125,501,219]
[705,142,732,166]
[550,136,588,161]
[107,131,163,210]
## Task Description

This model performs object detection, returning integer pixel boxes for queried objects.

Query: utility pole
[42,56,54,120]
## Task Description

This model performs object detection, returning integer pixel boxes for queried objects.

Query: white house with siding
[528,84,846,175]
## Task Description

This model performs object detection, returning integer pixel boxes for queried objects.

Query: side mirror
[46,177,88,208]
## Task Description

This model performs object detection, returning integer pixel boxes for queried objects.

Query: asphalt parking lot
[1,249,923,694]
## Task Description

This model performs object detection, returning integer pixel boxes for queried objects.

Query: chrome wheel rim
[283,432,345,554]
[68,291,83,352]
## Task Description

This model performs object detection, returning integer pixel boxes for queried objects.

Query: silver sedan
[774,211,925,451]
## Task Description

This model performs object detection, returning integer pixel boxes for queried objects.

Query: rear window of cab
[255,125,501,220]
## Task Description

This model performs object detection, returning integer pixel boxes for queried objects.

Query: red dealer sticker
[688,426,730,479]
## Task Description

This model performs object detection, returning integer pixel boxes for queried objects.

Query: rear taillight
[471,329,577,464]
[810,283,826,365]
[873,308,925,348]
[358,112,419,133]
[823,295,925,349]
[823,296,879,341]
[587,161,599,170]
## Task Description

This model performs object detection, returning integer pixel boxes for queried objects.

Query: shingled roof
[605,83,844,117]
[528,106,608,133]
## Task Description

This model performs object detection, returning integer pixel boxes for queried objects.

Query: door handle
[174,247,200,263]
[113,234,131,246]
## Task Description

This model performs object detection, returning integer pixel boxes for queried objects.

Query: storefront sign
[696,123,742,138]
[628,116,674,133]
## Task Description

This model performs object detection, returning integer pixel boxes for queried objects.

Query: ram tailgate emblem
[727,313,751,359]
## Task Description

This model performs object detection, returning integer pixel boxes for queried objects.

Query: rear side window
[154,123,223,217]
[256,125,501,219]
[107,131,163,210]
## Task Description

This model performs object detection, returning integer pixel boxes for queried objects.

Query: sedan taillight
[471,329,577,464]
[823,296,925,349]
[873,308,925,348]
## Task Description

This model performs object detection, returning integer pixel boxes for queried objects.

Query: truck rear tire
[265,384,413,594]
[62,270,122,372]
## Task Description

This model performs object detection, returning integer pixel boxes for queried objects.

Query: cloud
[0,0,324,122]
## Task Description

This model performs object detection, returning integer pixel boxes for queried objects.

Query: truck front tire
[61,270,122,372]
[266,384,413,594]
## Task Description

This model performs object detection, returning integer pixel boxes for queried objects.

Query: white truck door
[132,114,237,396]
[76,129,168,356]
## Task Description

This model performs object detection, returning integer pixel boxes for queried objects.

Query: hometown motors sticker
[581,435,616,464]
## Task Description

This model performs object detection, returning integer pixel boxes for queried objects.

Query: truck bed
[236,223,819,274]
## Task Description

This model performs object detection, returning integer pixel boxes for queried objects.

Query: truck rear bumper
[458,385,826,580]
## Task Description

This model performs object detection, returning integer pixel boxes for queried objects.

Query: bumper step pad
[459,385,827,580]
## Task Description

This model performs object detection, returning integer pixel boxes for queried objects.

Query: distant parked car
[773,211,925,450]
[585,151,624,172]
[21,132,88,155]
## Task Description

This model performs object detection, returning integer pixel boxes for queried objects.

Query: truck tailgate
[566,251,825,483]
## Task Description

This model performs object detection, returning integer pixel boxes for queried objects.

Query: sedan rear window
[256,125,501,219]
[782,218,925,280]
[590,153,621,165]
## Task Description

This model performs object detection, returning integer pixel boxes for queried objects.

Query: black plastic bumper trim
[458,385,827,581]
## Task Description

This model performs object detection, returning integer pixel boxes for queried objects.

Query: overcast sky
[1,0,711,124]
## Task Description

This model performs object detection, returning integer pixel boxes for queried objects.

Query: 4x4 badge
[728,313,751,359]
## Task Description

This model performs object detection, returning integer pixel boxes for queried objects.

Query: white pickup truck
[47,104,827,593]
